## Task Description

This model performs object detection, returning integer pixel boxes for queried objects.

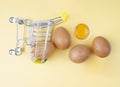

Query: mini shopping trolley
[9,13,68,63]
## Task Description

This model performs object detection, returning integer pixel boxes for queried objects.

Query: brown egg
[32,42,55,59]
[69,45,91,63]
[52,26,71,49]
[92,36,111,58]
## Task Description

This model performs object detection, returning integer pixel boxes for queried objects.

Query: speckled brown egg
[52,26,71,50]
[32,42,55,59]
[92,36,111,58]
[69,45,91,63]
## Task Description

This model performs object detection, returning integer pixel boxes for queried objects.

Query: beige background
[0,0,120,87]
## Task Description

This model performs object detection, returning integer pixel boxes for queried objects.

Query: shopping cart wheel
[41,59,47,63]
[15,47,23,56]
[18,20,24,25]
[9,17,14,23]
[9,49,16,55]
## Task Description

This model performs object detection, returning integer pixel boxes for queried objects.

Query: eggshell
[92,36,111,58]
[32,42,55,59]
[52,27,71,49]
[69,45,91,63]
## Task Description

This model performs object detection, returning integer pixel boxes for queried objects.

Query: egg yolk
[75,24,90,40]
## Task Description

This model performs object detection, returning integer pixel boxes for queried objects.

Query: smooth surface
[0,0,120,87]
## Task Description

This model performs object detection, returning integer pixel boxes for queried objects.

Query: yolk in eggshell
[75,24,90,40]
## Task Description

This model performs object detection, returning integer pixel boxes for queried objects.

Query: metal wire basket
[9,14,68,63]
